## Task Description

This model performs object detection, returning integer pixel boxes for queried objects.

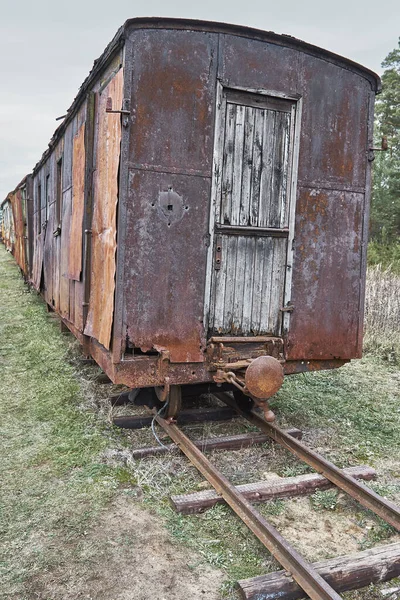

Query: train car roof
[32,17,381,174]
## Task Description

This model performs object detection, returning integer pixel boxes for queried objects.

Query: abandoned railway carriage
[3,18,381,417]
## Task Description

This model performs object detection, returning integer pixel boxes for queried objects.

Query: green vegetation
[371,38,400,246]
[0,251,124,598]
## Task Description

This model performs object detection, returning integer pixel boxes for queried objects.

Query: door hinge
[214,235,222,270]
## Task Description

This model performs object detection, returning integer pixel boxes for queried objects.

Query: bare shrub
[364,265,400,360]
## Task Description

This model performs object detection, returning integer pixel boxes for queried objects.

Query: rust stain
[84,68,123,350]
[68,123,86,280]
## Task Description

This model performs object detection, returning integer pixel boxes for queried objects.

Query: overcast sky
[0,0,398,201]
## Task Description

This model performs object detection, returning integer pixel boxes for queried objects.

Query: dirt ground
[26,496,224,600]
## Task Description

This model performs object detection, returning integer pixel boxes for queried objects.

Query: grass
[0,251,126,598]
[1,246,400,600]
[364,265,400,359]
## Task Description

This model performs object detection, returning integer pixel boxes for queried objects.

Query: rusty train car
[2,18,381,418]
[1,175,33,277]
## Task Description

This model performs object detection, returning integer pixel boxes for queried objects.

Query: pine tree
[371,38,400,243]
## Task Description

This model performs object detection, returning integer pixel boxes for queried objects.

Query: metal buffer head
[245,356,284,399]
[213,355,284,422]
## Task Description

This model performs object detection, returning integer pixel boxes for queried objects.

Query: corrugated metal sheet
[68,123,86,281]
[84,68,123,349]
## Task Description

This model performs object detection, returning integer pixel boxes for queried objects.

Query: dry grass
[364,265,400,360]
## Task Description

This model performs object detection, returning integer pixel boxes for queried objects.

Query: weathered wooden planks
[219,99,292,229]
[210,235,287,335]
[171,465,376,514]
[238,542,400,600]
[113,406,239,429]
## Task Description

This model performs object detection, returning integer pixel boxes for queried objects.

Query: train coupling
[213,355,284,422]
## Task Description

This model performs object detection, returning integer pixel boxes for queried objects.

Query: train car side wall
[31,49,124,341]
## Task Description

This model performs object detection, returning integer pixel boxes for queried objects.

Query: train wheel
[155,384,182,418]
[164,385,182,418]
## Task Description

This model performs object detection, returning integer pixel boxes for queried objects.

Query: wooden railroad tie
[113,406,240,429]
[130,428,302,459]
[238,541,400,600]
[171,465,377,514]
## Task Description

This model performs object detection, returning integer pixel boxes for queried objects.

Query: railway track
[135,391,400,600]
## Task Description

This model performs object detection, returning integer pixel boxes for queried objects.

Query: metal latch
[280,302,294,313]
[214,235,222,270]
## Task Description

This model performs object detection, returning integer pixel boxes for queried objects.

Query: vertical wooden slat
[279,113,291,228]
[231,105,245,225]
[259,236,274,334]
[259,111,276,227]
[232,234,246,331]
[211,234,229,332]
[250,110,265,227]
[268,238,287,334]
[242,236,256,333]
[250,236,265,334]
[239,107,255,226]
[223,235,238,332]
[220,103,236,225]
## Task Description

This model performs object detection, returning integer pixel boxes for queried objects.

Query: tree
[371,38,400,243]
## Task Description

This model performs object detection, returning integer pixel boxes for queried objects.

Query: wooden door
[205,88,298,337]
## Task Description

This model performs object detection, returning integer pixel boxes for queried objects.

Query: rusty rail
[155,413,342,600]
[215,392,400,531]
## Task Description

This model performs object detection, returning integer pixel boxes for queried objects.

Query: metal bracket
[106,97,130,115]
[214,234,222,270]
[281,302,294,313]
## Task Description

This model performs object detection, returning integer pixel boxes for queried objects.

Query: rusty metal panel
[217,31,371,361]
[74,279,84,331]
[118,30,218,363]
[25,176,34,281]
[297,54,369,190]
[287,188,365,360]
[219,33,300,96]
[68,123,86,281]
[124,170,211,363]
[84,68,123,349]
[129,29,217,174]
